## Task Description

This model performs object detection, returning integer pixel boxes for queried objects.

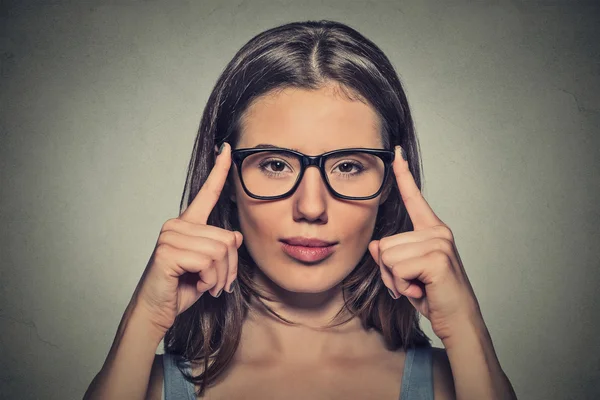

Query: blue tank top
[162,346,433,399]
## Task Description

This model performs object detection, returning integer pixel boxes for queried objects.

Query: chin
[258,261,351,295]
[276,281,338,294]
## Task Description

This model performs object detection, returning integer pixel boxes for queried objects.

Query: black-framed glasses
[230,146,395,200]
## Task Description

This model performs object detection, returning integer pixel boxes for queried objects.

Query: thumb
[368,240,380,264]
[234,231,244,248]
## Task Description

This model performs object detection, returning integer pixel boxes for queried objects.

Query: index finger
[180,142,232,225]
[393,146,443,230]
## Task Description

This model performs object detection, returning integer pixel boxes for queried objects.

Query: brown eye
[257,158,294,176]
[338,162,354,173]
[269,161,286,172]
[331,161,364,175]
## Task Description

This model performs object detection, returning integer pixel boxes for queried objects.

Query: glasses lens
[324,151,386,197]
[240,151,301,197]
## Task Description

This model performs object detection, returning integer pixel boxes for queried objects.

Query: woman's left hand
[368,146,484,343]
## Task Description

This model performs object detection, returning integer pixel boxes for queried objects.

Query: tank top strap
[162,353,196,400]
[399,345,434,400]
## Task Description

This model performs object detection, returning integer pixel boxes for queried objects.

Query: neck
[251,267,351,328]
[236,269,383,364]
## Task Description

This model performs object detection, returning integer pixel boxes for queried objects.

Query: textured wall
[1,1,599,399]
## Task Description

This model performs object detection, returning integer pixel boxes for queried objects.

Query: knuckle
[434,224,454,242]
[161,218,180,232]
[215,242,228,259]
[219,160,230,173]
[402,191,421,206]
[210,186,224,200]
[430,250,451,267]
[223,232,237,248]
[203,256,217,271]
[378,236,391,250]
[200,270,218,286]
[154,243,173,261]
[380,249,393,267]
[158,230,176,245]
[434,238,454,254]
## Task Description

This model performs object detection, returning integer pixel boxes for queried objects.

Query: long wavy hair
[163,19,432,396]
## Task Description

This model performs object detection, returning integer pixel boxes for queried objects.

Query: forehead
[237,85,383,153]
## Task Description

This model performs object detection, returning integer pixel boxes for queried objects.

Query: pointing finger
[180,143,231,225]
[393,146,443,230]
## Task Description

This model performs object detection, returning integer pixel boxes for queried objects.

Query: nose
[292,165,328,223]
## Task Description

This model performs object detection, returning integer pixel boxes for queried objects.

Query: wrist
[127,303,169,346]
[441,312,491,350]
[441,316,517,400]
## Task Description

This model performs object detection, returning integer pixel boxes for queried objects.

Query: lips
[280,237,337,247]
[280,237,338,263]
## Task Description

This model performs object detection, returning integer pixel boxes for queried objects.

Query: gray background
[1,1,599,399]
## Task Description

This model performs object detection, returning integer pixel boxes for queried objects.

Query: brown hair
[164,19,432,396]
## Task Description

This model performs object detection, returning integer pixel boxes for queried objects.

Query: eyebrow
[251,143,301,152]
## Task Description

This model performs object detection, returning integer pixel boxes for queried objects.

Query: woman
[84,20,517,399]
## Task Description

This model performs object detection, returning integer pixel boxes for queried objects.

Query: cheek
[234,177,290,245]
[236,198,281,241]
[235,201,287,279]
[338,203,379,244]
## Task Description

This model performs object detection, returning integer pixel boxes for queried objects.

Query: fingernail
[217,143,226,155]
[215,288,223,298]
[226,278,236,293]
[395,146,407,161]
[388,288,398,299]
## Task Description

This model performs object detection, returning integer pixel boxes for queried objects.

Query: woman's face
[232,85,385,294]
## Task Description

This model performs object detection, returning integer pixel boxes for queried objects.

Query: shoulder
[431,347,456,400]
[146,354,164,400]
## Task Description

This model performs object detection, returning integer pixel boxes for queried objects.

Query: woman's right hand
[131,142,242,336]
